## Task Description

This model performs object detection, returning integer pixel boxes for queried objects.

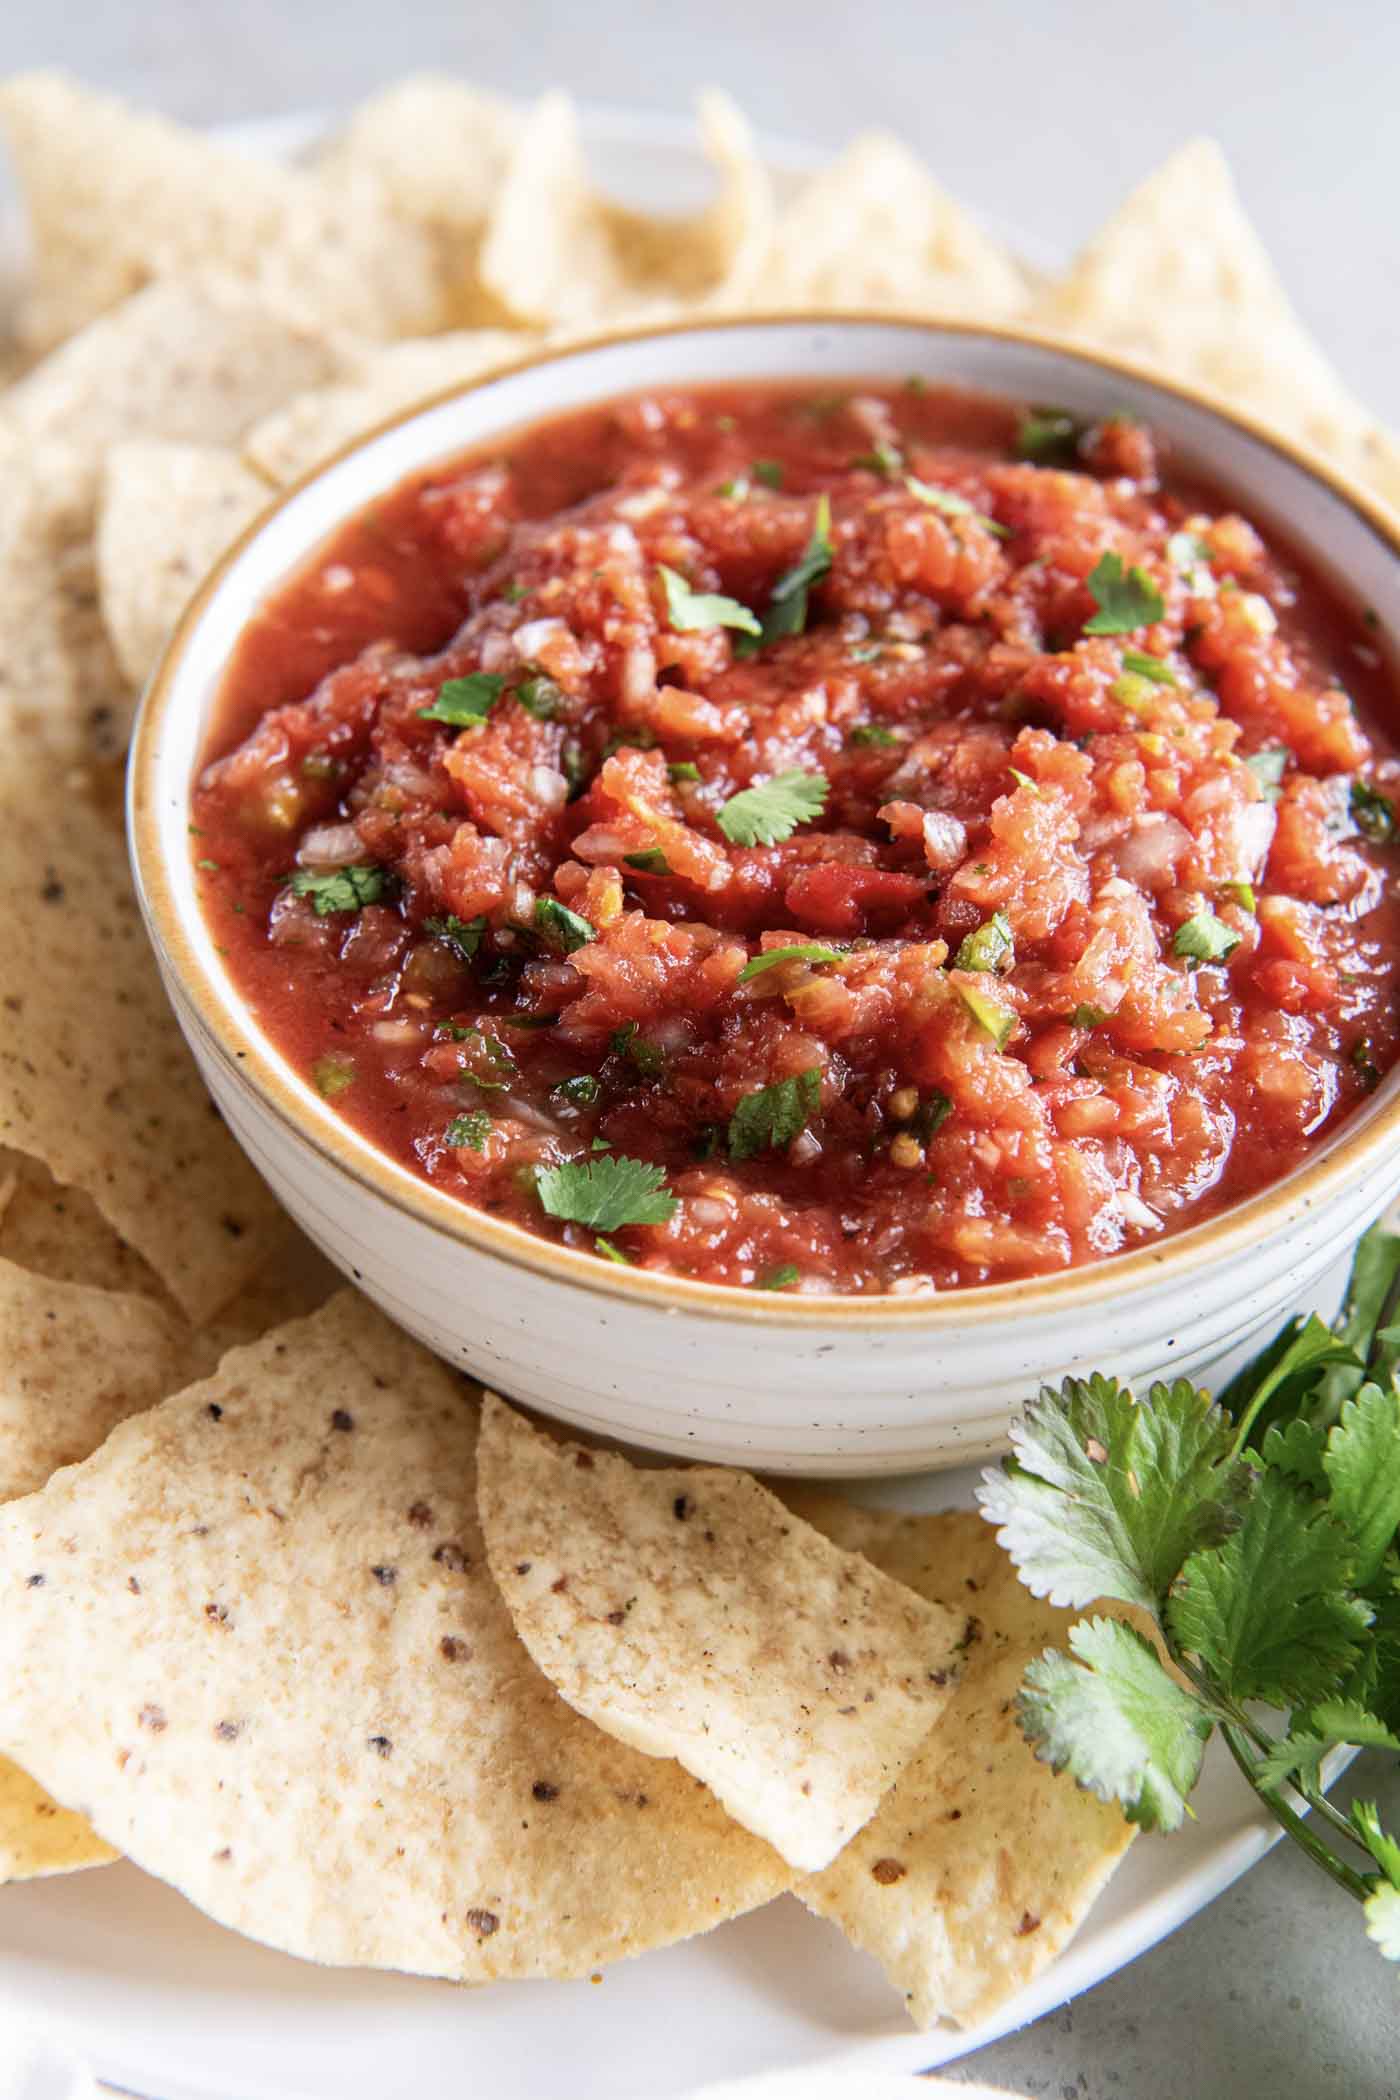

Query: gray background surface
[3,3,1398,2095]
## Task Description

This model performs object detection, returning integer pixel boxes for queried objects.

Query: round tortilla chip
[0,1294,790,1977]
[783,1495,1136,2030]
[477,1394,965,1872]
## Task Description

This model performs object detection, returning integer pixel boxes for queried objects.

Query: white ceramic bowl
[129,316,1400,1474]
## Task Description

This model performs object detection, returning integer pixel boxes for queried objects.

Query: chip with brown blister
[0,1294,791,1977]
[783,1495,1136,2029]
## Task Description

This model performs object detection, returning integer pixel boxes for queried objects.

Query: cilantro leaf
[1019,1616,1211,1832]
[753,459,784,489]
[1351,778,1397,845]
[1355,1800,1400,1891]
[287,864,390,915]
[905,475,1009,538]
[1069,1003,1107,1029]
[1260,1416,1329,1489]
[728,1067,822,1159]
[593,1234,632,1265]
[739,942,844,982]
[534,897,596,953]
[1017,408,1080,465]
[978,1373,1249,1615]
[954,911,1014,973]
[738,493,833,653]
[716,769,828,847]
[658,563,761,638]
[553,1073,600,1108]
[1166,1467,1370,1707]
[535,1153,677,1232]
[515,671,564,719]
[1320,1225,1400,1416]
[418,672,506,725]
[1254,1702,1400,1791]
[1216,1312,1361,1453]
[445,1110,491,1151]
[848,723,899,748]
[1323,1382,1400,1584]
[1083,552,1165,636]
[423,912,485,960]
[1173,911,1241,965]
[759,1262,801,1290]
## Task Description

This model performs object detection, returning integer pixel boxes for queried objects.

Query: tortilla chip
[0,755,281,1322]
[0,1257,186,1503]
[783,1497,1135,2028]
[181,1220,340,1378]
[1032,140,1390,478]
[0,1295,789,1974]
[476,1395,963,1871]
[0,72,443,351]
[0,1756,116,1884]
[316,76,517,327]
[0,436,133,769]
[0,1148,164,1300]
[242,330,524,486]
[4,273,354,500]
[480,90,773,329]
[758,134,1027,319]
[96,441,270,684]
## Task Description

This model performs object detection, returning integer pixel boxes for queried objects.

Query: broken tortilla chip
[758,133,1028,319]
[476,1394,963,1871]
[783,1497,1135,2029]
[0,755,281,1321]
[242,330,524,486]
[479,90,773,330]
[0,1295,789,1975]
[0,1756,116,1885]
[0,72,444,351]
[97,440,270,684]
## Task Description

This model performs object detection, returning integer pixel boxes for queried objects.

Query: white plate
[0,99,1290,2100]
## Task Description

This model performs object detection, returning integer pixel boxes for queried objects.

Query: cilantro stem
[1220,1725,1373,1900]
[1225,1355,1307,1461]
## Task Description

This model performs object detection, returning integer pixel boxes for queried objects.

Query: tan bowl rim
[129,309,1400,1328]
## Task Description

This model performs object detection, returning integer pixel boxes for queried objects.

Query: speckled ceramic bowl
[129,316,1400,1473]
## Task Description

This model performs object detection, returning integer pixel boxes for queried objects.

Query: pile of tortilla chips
[0,67,1391,2027]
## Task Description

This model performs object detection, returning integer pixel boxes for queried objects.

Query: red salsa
[194,380,1400,1295]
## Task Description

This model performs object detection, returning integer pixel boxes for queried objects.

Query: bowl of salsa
[129,316,1400,1472]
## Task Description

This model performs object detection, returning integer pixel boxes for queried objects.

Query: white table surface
[2,3,1398,2094]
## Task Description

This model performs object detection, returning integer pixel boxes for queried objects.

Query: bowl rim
[129,307,1400,1329]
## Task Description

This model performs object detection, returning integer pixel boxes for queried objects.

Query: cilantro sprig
[979,1222,1400,1960]
[736,493,834,655]
[658,564,762,638]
